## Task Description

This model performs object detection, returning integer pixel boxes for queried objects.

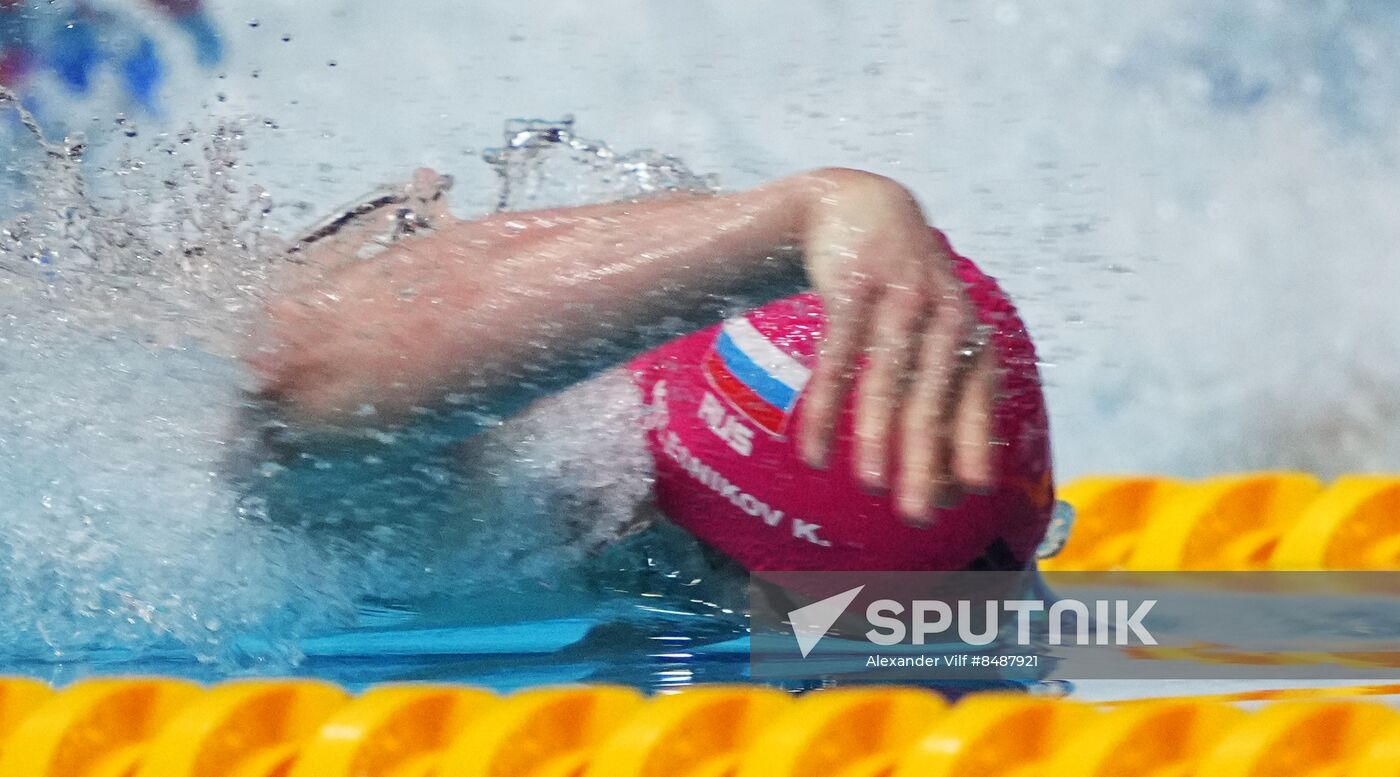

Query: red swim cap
[626,248,1054,572]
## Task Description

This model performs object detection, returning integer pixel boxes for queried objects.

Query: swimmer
[247,167,1053,575]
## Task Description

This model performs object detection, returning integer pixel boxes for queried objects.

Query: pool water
[2,1,1399,700]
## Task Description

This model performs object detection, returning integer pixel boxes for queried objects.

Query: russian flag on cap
[703,315,812,435]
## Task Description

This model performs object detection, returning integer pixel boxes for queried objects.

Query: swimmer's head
[627,252,1054,572]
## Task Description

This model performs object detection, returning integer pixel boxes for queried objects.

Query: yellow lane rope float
[1045,698,1247,777]
[891,693,1095,776]
[1042,472,1400,571]
[0,678,1396,776]
[585,685,790,777]
[136,679,348,777]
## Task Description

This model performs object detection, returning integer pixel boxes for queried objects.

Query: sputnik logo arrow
[787,585,865,658]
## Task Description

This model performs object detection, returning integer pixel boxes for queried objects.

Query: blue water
[2,1,1399,697]
[5,606,755,692]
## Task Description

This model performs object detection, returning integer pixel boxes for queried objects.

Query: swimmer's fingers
[851,286,923,490]
[800,287,867,469]
[950,337,998,491]
[894,301,972,523]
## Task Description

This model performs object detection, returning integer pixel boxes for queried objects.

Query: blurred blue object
[171,10,221,68]
[120,34,161,110]
[2,0,220,116]
[47,12,101,93]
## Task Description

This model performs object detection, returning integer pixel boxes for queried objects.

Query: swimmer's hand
[796,170,998,524]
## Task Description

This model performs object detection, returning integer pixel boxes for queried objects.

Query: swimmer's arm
[253,168,994,519]
[252,179,811,419]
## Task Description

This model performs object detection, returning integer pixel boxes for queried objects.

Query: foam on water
[1,105,718,666]
[3,0,1400,671]
[128,0,1399,480]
